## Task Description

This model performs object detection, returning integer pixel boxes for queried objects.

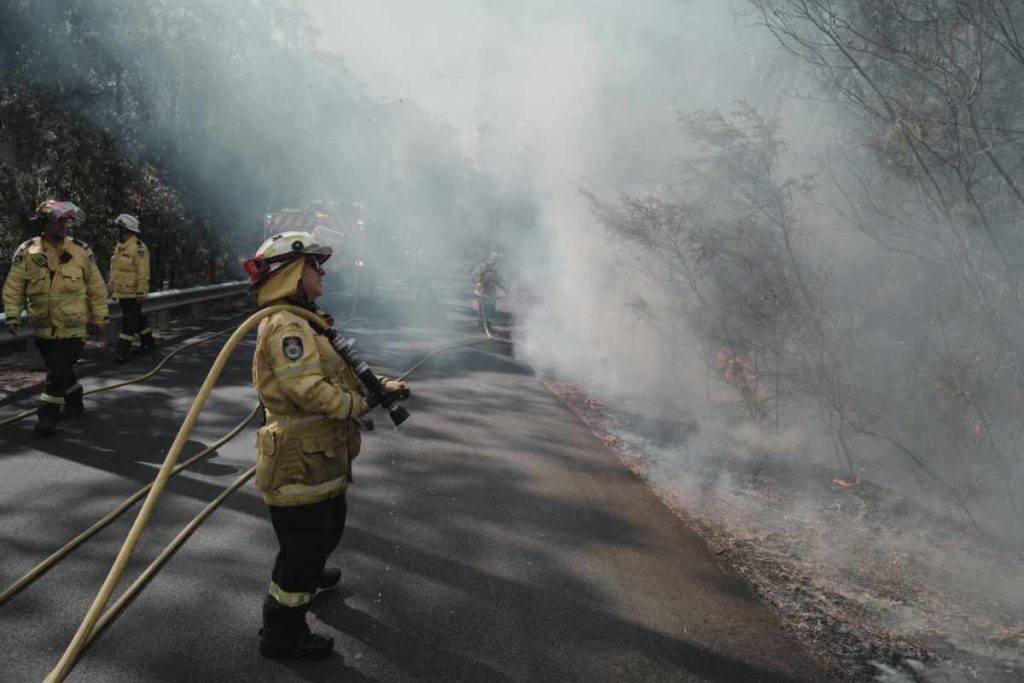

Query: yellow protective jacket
[252,303,366,507]
[109,235,150,299]
[3,236,109,339]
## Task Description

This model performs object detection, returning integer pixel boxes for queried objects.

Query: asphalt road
[0,287,825,682]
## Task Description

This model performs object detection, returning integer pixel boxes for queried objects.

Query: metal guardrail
[0,281,249,344]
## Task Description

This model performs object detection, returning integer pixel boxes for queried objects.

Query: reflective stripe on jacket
[109,235,150,298]
[252,304,365,506]
[2,236,109,339]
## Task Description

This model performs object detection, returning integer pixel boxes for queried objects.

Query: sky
[301,0,772,163]
[300,0,781,390]
[295,4,1024,663]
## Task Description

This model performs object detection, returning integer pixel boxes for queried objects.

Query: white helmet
[244,230,333,288]
[114,213,141,233]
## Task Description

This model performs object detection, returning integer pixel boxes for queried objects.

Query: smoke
[5,0,1019,673]
[306,0,1024,674]
[0,0,491,291]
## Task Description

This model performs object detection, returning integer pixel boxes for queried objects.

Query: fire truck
[264,201,374,299]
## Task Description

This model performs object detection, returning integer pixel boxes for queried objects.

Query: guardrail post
[157,310,170,332]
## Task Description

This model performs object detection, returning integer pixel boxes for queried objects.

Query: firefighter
[471,251,505,327]
[245,230,407,660]
[108,213,154,363]
[2,200,109,436]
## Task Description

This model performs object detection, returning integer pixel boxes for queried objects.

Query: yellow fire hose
[43,304,323,683]
[77,316,509,650]
[3,309,362,602]
[0,404,260,606]
[44,302,510,681]
[0,325,238,427]
[87,465,257,645]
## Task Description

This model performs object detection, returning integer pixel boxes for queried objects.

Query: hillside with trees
[0,0,489,286]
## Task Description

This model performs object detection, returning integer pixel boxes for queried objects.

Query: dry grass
[545,379,1024,683]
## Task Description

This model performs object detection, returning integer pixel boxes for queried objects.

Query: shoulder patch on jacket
[282,336,304,361]
[13,240,29,262]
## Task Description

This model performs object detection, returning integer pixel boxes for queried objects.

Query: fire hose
[42,302,506,681]
[0,314,377,602]
[0,324,239,427]
[0,404,260,606]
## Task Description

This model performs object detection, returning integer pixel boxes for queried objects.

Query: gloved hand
[384,379,409,394]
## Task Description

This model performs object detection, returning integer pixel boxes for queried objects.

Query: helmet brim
[305,244,333,262]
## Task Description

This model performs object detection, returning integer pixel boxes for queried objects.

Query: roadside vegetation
[0,0,495,288]
[583,2,1024,677]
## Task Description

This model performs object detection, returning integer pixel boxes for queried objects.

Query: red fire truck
[264,201,374,298]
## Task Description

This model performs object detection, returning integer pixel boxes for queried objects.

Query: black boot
[315,567,341,594]
[34,403,60,437]
[260,597,334,661]
[258,627,334,661]
[140,328,156,353]
[62,384,84,419]
[114,336,132,364]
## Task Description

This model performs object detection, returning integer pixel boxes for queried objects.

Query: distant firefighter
[2,200,109,436]
[471,251,505,327]
[108,213,154,363]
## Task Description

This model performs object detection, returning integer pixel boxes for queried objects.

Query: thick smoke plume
[310,1,1024,677]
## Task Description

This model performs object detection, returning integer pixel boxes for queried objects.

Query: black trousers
[35,337,84,408]
[264,495,347,634]
[116,298,152,345]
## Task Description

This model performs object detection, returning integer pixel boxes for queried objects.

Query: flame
[832,478,861,489]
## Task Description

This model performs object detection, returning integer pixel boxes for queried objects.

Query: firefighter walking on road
[108,213,154,363]
[2,200,109,436]
[471,251,505,328]
[244,230,408,660]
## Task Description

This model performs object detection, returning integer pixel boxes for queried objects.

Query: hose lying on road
[5,307,362,617]
[0,404,260,606]
[396,320,507,382]
[44,302,510,682]
[42,304,304,683]
[89,465,257,643]
[0,325,239,427]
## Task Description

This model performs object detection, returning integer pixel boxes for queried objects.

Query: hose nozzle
[324,329,410,426]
